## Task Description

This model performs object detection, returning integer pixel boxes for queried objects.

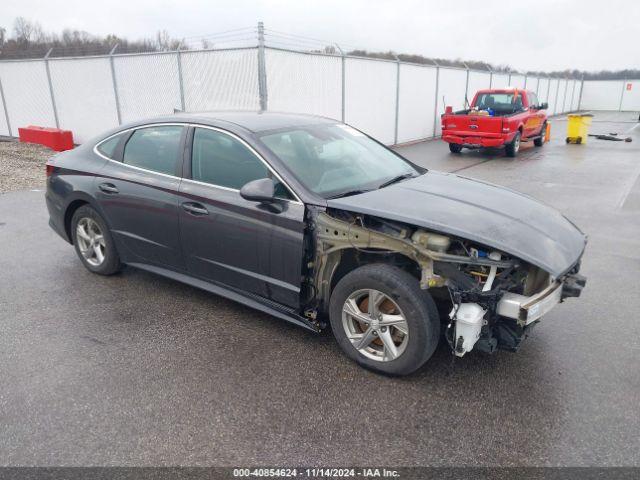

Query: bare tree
[156,29,181,51]
[13,17,45,45]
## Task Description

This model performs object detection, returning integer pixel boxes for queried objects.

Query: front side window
[191,127,293,199]
[122,125,184,176]
[528,92,539,108]
[96,133,125,159]
[259,124,419,199]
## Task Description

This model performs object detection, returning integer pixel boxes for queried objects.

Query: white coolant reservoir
[450,303,486,357]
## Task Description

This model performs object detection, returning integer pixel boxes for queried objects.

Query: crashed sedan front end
[305,201,586,357]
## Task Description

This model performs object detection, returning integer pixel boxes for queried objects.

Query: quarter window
[191,127,294,199]
[96,133,125,159]
[123,126,184,176]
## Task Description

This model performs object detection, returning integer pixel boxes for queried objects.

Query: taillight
[46,164,54,177]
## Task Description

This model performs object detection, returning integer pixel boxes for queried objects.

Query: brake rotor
[357,296,403,346]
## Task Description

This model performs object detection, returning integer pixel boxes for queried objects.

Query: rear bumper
[443,132,510,148]
[45,189,71,243]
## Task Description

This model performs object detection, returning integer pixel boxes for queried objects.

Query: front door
[94,124,186,270]
[178,126,305,308]
[525,92,542,137]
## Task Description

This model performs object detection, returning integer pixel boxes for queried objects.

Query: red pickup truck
[441,89,548,157]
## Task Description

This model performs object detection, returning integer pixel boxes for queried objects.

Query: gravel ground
[0,139,54,193]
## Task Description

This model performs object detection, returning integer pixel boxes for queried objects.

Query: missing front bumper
[497,273,586,326]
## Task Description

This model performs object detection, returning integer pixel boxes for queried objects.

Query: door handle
[98,183,119,194]
[182,202,209,216]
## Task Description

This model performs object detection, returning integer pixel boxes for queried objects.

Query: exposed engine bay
[302,207,586,356]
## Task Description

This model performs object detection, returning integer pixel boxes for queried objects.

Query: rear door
[94,124,186,270]
[177,126,305,308]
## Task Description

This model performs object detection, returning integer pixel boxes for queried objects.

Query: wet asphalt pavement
[1,112,639,467]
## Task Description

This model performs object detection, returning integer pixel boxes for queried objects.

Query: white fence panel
[531,77,542,95]
[49,57,118,143]
[571,80,582,112]
[397,64,436,143]
[510,74,526,89]
[0,61,55,132]
[528,76,538,93]
[562,80,572,113]
[491,73,510,89]
[580,80,622,110]
[182,48,260,112]
[620,81,640,111]
[0,87,9,135]
[568,80,578,111]
[435,67,467,135]
[557,79,566,113]
[554,79,564,114]
[538,77,550,103]
[344,57,396,144]
[115,52,182,123]
[573,80,582,111]
[466,71,491,102]
[265,49,341,120]
[526,75,538,90]
[548,79,560,114]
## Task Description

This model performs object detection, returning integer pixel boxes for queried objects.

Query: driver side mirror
[240,177,275,203]
[539,102,548,110]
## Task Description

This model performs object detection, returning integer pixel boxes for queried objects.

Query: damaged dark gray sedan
[45,112,587,375]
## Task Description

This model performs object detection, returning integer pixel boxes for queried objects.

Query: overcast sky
[2,0,638,72]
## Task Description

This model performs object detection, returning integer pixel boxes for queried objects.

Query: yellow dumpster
[566,113,593,144]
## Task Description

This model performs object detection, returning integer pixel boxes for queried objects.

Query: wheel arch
[63,193,107,244]
[319,247,422,315]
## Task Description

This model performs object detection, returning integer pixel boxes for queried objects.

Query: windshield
[259,124,420,198]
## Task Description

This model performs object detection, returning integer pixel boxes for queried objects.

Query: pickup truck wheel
[449,143,463,154]
[534,123,546,147]
[329,264,440,376]
[505,132,521,157]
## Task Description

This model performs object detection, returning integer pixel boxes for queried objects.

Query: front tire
[534,123,546,147]
[449,143,463,154]
[505,132,521,157]
[71,205,122,275]
[329,264,440,376]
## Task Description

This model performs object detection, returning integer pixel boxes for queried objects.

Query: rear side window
[96,133,124,159]
[191,127,294,199]
[123,126,184,176]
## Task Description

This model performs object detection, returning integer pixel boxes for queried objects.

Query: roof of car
[476,88,532,93]
[174,111,338,133]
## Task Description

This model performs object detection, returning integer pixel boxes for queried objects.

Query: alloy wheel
[341,289,409,362]
[76,217,106,267]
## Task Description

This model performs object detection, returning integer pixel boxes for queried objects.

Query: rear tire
[449,143,463,154]
[534,123,546,147]
[71,205,122,275]
[505,132,521,157]
[329,264,440,376]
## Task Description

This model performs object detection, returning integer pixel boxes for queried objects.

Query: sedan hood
[327,171,587,277]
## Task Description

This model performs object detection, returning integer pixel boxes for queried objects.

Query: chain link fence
[0,25,618,145]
